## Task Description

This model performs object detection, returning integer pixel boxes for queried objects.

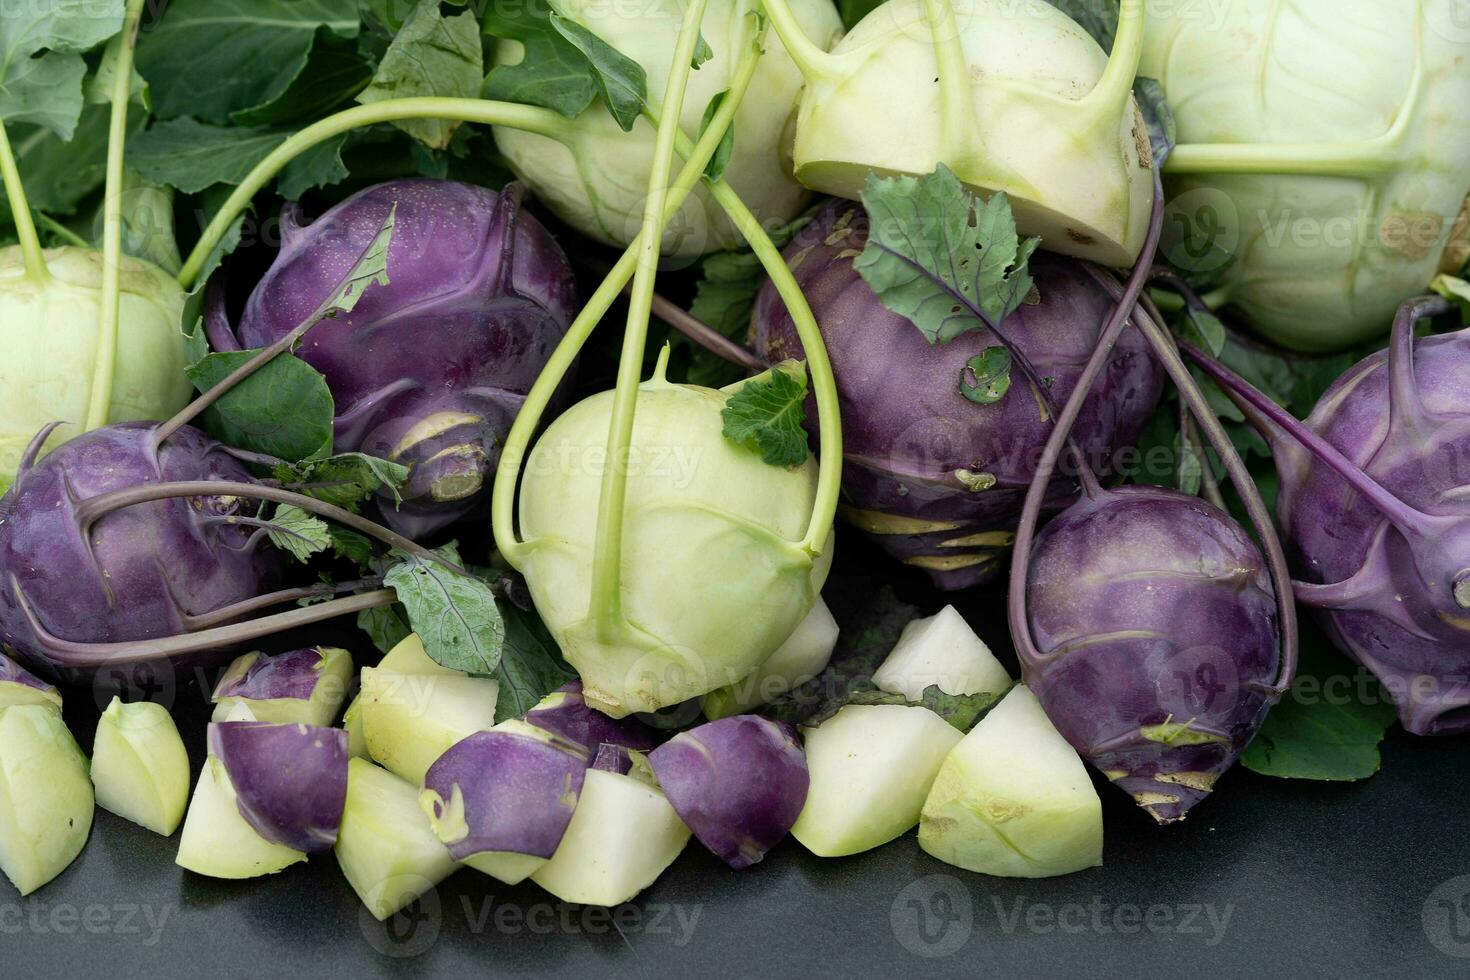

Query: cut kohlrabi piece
[0,653,61,712]
[211,647,354,727]
[342,695,368,760]
[530,769,691,907]
[175,757,305,879]
[91,697,190,836]
[209,722,349,852]
[524,680,660,753]
[377,633,460,675]
[359,666,499,785]
[791,704,962,857]
[336,759,458,921]
[920,685,1102,878]
[872,605,1011,702]
[702,599,840,719]
[0,705,94,895]
[420,720,589,885]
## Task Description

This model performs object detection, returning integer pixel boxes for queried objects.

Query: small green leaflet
[358,604,412,655]
[330,527,375,566]
[494,602,576,723]
[692,31,714,68]
[273,453,410,510]
[1178,306,1227,357]
[697,91,736,183]
[548,13,646,132]
[384,546,506,676]
[266,505,332,562]
[721,362,810,468]
[357,1,483,150]
[130,118,348,198]
[1242,624,1399,781]
[959,348,1013,405]
[0,0,124,140]
[846,684,1008,733]
[855,165,1040,345]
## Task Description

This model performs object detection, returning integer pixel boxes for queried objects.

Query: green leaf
[959,347,1013,405]
[835,0,885,30]
[697,91,735,183]
[0,0,123,139]
[130,119,288,194]
[277,133,350,200]
[1045,1,1119,48]
[1179,306,1227,357]
[482,5,598,119]
[266,505,332,562]
[273,452,410,510]
[721,362,810,467]
[494,602,576,723]
[186,350,336,462]
[1175,428,1204,497]
[357,1,483,150]
[692,31,714,68]
[1431,274,1470,323]
[357,604,412,655]
[0,105,116,222]
[1241,624,1399,781]
[385,546,506,676]
[855,166,1040,345]
[847,684,1008,733]
[1133,77,1176,166]
[330,527,375,566]
[229,29,371,126]
[549,12,646,132]
[135,0,360,124]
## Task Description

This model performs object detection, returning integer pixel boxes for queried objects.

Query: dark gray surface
[7,566,1470,978]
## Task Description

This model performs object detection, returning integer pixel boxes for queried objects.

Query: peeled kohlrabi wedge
[872,605,1011,701]
[530,769,691,906]
[342,695,368,760]
[790,704,961,857]
[359,666,500,786]
[702,598,840,719]
[0,653,62,712]
[91,697,190,836]
[175,756,306,879]
[0,705,94,895]
[920,685,1101,877]
[210,647,354,727]
[336,759,458,921]
[377,633,460,675]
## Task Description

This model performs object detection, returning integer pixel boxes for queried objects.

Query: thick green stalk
[0,119,47,282]
[492,24,766,566]
[587,0,710,632]
[1164,140,1403,178]
[1084,0,1144,115]
[924,0,985,176]
[85,0,149,431]
[757,0,836,79]
[176,99,568,289]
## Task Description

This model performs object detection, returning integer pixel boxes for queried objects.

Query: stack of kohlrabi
[2,0,1468,937]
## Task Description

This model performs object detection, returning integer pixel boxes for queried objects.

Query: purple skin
[0,423,282,678]
[751,199,1164,589]
[646,716,809,869]
[1187,296,1470,735]
[421,729,590,862]
[525,680,662,752]
[207,179,579,540]
[214,648,334,702]
[1024,485,1281,822]
[208,721,349,852]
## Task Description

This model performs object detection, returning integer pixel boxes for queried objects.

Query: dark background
[7,534,1470,980]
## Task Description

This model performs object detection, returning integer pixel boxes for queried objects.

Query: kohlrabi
[0,1,190,490]
[209,180,579,539]
[90,697,190,837]
[207,721,350,853]
[0,704,94,896]
[210,647,355,727]
[336,759,458,921]
[1143,0,1470,351]
[492,7,843,717]
[489,0,845,257]
[0,653,61,712]
[763,0,1155,265]
[1185,294,1470,736]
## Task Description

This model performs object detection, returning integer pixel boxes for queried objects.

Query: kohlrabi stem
[176,99,568,289]
[184,577,384,632]
[84,0,149,433]
[32,212,89,248]
[72,480,462,575]
[1388,295,1451,436]
[925,0,986,175]
[493,20,765,567]
[1113,285,1299,695]
[1181,408,1227,512]
[757,0,836,79]
[1084,0,1144,115]
[1007,178,1164,669]
[12,586,396,668]
[588,0,709,630]
[1178,339,1435,537]
[0,119,47,282]
[649,291,765,372]
[1164,141,1402,178]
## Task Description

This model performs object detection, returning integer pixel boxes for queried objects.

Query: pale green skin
[518,376,831,717]
[702,597,839,719]
[0,245,190,490]
[91,697,190,837]
[919,685,1102,878]
[342,696,369,761]
[791,703,961,858]
[530,768,690,907]
[871,605,1011,702]
[336,759,457,921]
[790,0,1153,266]
[359,663,500,786]
[175,756,305,879]
[0,705,93,895]
[0,679,62,713]
[1142,0,1470,351]
[211,648,355,728]
[492,0,844,257]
